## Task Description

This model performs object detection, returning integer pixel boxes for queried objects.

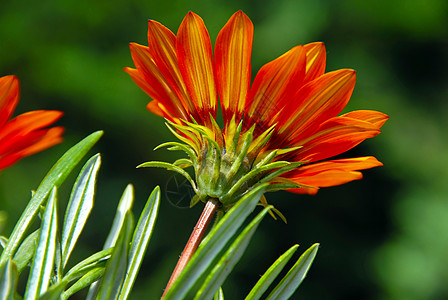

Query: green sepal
[190,195,202,208]
[155,142,198,166]
[173,159,193,169]
[221,161,291,204]
[138,161,197,192]
[226,126,254,182]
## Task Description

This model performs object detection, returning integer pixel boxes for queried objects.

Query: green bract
[139,117,308,212]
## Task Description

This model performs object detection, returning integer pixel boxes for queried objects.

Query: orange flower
[126,11,387,200]
[0,75,64,170]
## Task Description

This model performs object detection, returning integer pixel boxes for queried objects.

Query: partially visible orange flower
[0,75,64,170]
[126,11,388,203]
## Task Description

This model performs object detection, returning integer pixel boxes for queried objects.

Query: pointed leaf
[63,248,111,283]
[12,230,39,273]
[0,236,7,249]
[103,184,134,249]
[245,245,299,300]
[0,259,18,300]
[61,268,104,300]
[38,281,67,300]
[86,185,134,300]
[61,154,101,269]
[164,184,266,300]
[24,187,58,299]
[118,186,160,300]
[96,213,133,300]
[195,206,272,300]
[214,288,224,300]
[0,131,103,266]
[266,243,319,300]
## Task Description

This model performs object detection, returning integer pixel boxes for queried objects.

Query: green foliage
[0,133,319,299]
[0,134,162,299]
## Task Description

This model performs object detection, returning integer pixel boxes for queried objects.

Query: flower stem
[162,198,219,298]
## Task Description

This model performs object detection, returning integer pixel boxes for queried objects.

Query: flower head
[126,11,388,209]
[0,75,64,170]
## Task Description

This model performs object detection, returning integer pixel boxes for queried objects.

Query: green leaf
[103,184,134,249]
[38,281,67,300]
[0,211,7,236]
[245,245,299,300]
[0,131,103,266]
[63,248,111,283]
[61,267,104,300]
[0,259,18,300]
[96,213,133,300]
[266,243,319,300]
[12,230,39,273]
[195,206,273,300]
[118,186,160,300]
[24,187,58,300]
[0,236,7,249]
[86,185,134,300]
[164,184,266,300]
[61,154,101,269]
[213,288,224,300]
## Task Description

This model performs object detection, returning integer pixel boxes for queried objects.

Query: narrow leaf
[118,186,160,300]
[12,230,39,273]
[103,184,134,249]
[0,236,7,249]
[96,213,133,300]
[63,248,111,283]
[245,245,299,300]
[266,243,319,300]
[195,206,273,300]
[24,187,58,299]
[61,267,104,300]
[61,154,101,269]
[85,184,135,300]
[0,131,103,266]
[214,288,224,300]
[0,259,18,300]
[38,281,67,300]
[164,184,267,300]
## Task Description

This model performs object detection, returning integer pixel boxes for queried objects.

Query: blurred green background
[1,0,447,299]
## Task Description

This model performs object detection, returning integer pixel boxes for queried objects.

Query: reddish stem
[162,198,219,298]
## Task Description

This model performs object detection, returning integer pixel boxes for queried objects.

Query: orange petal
[176,12,217,123]
[215,11,253,124]
[288,156,382,189]
[0,75,19,128]
[0,110,63,153]
[303,42,326,83]
[128,43,190,120]
[19,127,64,156]
[288,186,320,195]
[279,69,356,142]
[0,127,64,170]
[245,46,306,126]
[341,110,389,128]
[124,67,161,100]
[292,116,380,163]
[147,20,196,117]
